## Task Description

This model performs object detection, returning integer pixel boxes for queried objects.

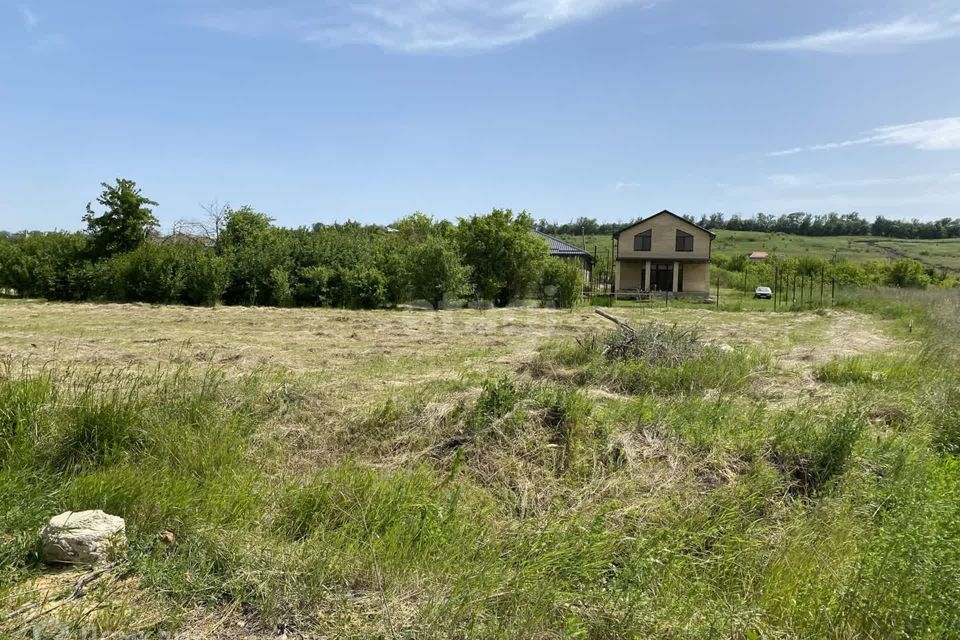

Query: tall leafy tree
[83,179,159,259]
[457,209,548,306]
[217,206,291,305]
[409,234,472,309]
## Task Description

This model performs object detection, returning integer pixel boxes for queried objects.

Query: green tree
[408,234,472,309]
[269,267,294,307]
[217,207,290,305]
[457,209,548,306]
[539,258,582,308]
[83,179,159,259]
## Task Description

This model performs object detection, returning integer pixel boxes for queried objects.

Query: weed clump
[534,385,592,474]
[929,383,960,456]
[770,410,865,495]
[540,323,766,396]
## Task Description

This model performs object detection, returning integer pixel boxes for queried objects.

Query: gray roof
[533,231,595,263]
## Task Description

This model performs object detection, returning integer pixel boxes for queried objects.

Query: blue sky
[2,0,960,231]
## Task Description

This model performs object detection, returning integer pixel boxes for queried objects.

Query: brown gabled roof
[612,210,717,239]
[749,251,769,259]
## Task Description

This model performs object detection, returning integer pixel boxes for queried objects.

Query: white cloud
[191,0,656,52]
[735,11,960,54]
[768,117,960,157]
[19,6,39,30]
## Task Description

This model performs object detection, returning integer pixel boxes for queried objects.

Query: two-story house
[613,210,715,297]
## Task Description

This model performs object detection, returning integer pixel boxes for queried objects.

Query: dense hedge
[0,208,587,309]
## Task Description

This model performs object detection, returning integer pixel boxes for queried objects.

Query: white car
[754,286,773,299]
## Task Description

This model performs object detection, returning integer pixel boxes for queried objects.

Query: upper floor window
[676,230,694,252]
[634,230,652,251]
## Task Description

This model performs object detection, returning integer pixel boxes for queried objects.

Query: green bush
[339,265,388,309]
[295,265,334,307]
[269,267,294,307]
[0,231,91,299]
[886,258,931,289]
[540,258,582,308]
[89,242,226,305]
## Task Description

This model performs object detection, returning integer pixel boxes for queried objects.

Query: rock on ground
[39,510,127,565]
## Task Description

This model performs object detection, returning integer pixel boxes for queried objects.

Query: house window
[676,230,694,252]
[634,230,652,251]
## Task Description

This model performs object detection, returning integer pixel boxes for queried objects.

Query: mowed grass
[1,295,958,638]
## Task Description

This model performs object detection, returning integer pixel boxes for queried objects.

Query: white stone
[39,510,126,565]
[717,343,735,353]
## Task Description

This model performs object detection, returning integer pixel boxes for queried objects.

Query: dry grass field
[0,300,897,406]
[2,296,958,639]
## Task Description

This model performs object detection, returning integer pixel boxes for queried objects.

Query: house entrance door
[651,262,673,292]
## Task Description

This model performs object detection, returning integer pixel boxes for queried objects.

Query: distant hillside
[551,230,960,274]
[713,231,960,272]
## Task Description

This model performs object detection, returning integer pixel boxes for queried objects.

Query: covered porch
[614,259,710,295]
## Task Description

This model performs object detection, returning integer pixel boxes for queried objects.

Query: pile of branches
[591,310,704,366]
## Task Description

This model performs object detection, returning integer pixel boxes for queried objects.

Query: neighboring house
[749,251,769,262]
[534,230,595,286]
[612,210,715,296]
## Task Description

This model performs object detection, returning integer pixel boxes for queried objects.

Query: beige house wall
[613,213,713,297]
[617,214,711,262]
[682,263,710,294]
[618,262,645,289]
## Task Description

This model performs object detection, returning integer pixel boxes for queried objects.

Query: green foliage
[99,243,186,303]
[457,209,548,306]
[408,234,472,309]
[83,179,159,259]
[269,267,294,307]
[218,207,289,306]
[90,242,227,305]
[338,264,387,309]
[887,258,931,288]
[539,258,582,308]
[295,265,334,306]
[0,231,92,299]
[180,248,228,306]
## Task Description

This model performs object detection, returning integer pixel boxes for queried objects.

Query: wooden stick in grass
[594,309,636,335]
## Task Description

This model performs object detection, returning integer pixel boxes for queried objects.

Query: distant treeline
[0,179,583,309]
[535,212,960,240]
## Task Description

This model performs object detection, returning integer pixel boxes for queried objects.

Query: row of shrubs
[0,209,584,309]
[712,252,954,289]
